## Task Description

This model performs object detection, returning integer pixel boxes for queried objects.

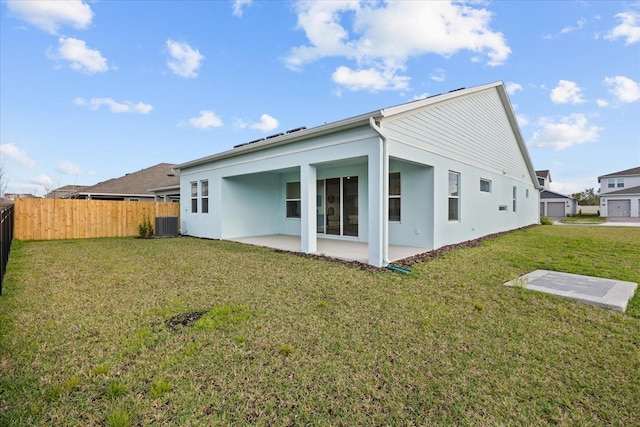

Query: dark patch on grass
[165,311,206,330]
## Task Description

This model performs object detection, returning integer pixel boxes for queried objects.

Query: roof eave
[174,111,381,171]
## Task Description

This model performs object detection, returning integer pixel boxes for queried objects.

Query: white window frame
[389,172,401,222]
[480,178,491,193]
[608,178,625,188]
[448,171,460,222]
[201,180,209,214]
[512,186,517,212]
[190,182,198,213]
[286,182,301,219]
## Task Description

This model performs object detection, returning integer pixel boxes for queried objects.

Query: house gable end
[382,85,537,186]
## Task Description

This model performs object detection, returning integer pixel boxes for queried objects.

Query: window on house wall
[526,189,529,198]
[513,186,517,212]
[389,172,401,222]
[480,179,491,193]
[191,182,198,213]
[286,182,301,218]
[608,178,624,188]
[201,180,209,214]
[448,171,460,221]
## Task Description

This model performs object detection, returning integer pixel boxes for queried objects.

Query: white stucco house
[598,167,640,218]
[536,170,577,218]
[175,81,541,267]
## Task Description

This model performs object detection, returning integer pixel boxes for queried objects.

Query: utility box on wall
[155,216,179,237]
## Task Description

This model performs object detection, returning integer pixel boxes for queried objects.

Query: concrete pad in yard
[504,270,637,312]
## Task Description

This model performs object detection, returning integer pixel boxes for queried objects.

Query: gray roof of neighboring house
[80,163,179,197]
[540,190,574,200]
[47,185,89,198]
[598,166,640,181]
[535,170,551,180]
[600,185,640,196]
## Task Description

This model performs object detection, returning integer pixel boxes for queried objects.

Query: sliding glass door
[317,177,358,237]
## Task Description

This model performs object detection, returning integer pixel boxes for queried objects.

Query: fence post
[0,205,15,295]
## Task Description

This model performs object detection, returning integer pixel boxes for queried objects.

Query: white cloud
[605,11,640,45]
[6,0,93,34]
[529,114,602,150]
[75,97,153,114]
[430,68,446,82]
[0,143,37,168]
[332,66,409,92]
[188,111,223,129]
[31,174,52,188]
[516,114,529,127]
[232,0,253,17]
[166,39,204,78]
[596,99,609,107]
[560,18,586,34]
[285,1,510,92]
[603,75,640,103]
[250,114,279,132]
[51,37,108,74]
[550,180,589,195]
[550,80,585,104]
[412,93,430,101]
[506,82,523,95]
[55,161,83,175]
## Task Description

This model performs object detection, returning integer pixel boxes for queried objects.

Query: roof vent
[448,87,466,93]
[286,126,306,134]
[233,142,249,149]
[266,132,285,139]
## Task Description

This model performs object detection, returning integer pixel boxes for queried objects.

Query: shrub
[137,216,154,239]
[540,217,553,225]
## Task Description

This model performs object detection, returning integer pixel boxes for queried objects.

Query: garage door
[608,200,631,217]
[547,202,565,218]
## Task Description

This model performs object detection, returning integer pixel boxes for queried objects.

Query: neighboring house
[175,81,541,267]
[2,193,38,201]
[46,185,89,199]
[77,163,180,202]
[536,170,577,218]
[598,166,640,218]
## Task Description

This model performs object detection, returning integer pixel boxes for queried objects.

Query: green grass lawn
[559,214,607,224]
[1,226,639,426]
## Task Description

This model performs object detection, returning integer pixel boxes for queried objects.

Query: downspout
[369,117,390,266]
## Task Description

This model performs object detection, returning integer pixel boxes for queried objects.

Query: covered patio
[230,234,428,265]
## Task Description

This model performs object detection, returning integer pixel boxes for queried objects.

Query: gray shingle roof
[598,166,640,181]
[81,163,179,197]
[601,185,640,196]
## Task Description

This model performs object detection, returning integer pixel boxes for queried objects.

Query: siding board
[385,89,528,179]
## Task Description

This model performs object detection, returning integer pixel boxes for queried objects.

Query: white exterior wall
[540,197,577,217]
[178,83,540,266]
[600,195,640,217]
[384,87,539,248]
[599,175,640,194]
[179,126,385,264]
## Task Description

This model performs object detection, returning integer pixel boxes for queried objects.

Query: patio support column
[368,138,385,267]
[300,163,317,254]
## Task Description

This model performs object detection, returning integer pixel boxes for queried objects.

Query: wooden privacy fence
[14,199,180,240]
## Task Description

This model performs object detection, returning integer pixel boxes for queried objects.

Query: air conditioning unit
[155,216,179,237]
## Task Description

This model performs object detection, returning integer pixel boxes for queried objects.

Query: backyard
[0,226,638,426]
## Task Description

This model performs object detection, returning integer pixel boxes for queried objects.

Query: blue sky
[1,0,639,196]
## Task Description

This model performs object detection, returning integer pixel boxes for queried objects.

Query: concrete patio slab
[504,270,637,312]
[229,234,427,264]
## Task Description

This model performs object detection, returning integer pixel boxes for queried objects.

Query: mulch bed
[275,225,537,272]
